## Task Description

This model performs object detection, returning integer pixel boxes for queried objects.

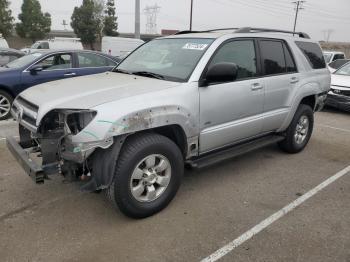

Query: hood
[331,74,350,88]
[0,66,18,72]
[19,72,181,115]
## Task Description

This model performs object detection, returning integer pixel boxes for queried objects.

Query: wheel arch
[0,85,15,98]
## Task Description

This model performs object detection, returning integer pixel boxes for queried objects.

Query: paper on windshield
[182,43,208,51]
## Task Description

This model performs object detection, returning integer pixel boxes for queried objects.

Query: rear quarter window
[295,41,326,69]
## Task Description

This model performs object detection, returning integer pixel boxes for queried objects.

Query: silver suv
[7,28,330,218]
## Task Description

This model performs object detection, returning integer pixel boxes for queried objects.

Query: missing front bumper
[6,136,46,184]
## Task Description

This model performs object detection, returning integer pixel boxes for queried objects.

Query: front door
[199,39,265,153]
[21,53,76,89]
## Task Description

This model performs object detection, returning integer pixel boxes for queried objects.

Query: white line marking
[0,136,18,142]
[201,165,350,262]
[317,124,350,133]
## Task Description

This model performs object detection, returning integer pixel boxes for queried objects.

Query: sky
[8,0,350,42]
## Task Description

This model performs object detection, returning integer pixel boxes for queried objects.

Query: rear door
[258,39,299,132]
[75,52,117,77]
[21,52,76,89]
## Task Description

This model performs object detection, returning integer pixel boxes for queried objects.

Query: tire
[278,104,314,154]
[106,133,184,218]
[0,90,13,121]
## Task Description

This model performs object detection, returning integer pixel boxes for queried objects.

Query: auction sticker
[182,43,208,50]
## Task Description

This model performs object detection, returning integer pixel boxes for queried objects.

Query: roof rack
[174,27,310,39]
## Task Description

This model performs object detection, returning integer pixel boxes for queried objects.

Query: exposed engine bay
[16,108,123,191]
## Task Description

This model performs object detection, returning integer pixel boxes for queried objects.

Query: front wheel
[106,133,184,218]
[0,90,13,121]
[279,104,314,154]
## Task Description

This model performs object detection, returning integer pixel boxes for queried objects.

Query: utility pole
[135,0,141,39]
[292,0,305,35]
[190,0,193,31]
[322,29,334,43]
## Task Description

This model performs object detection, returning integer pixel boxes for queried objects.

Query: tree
[71,0,104,50]
[16,0,51,42]
[104,0,118,36]
[0,0,14,37]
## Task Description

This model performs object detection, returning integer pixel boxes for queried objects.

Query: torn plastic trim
[60,136,114,164]
[80,135,127,192]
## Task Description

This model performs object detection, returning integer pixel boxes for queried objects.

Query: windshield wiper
[132,71,165,80]
[113,68,132,74]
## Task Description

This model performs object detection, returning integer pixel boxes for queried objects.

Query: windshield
[323,53,332,63]
[6,53,43,69]
[115,38,214,82]
[31,42,41,49]
[334,62,350,76]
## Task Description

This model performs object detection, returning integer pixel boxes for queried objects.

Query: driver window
[35,54,72,70]
[208,40,257,80]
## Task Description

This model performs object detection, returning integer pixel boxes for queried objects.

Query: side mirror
[29,65,43,74]
[202,62,238,86]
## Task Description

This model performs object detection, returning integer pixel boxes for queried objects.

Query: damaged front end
[7,98,122,191]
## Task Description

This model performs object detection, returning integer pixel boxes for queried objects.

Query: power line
[292,1,305,35]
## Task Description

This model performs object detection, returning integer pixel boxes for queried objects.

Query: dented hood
[19,72,180,116]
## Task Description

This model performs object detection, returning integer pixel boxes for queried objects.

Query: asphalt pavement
[0,108,349,262]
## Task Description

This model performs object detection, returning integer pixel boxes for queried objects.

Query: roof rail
[174,30,202,35]
[174,27,310,39]
[235,27,310,39]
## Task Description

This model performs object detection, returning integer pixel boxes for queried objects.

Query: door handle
[290,77,299,84]
[251,83,263,91]
[64,73,76,77]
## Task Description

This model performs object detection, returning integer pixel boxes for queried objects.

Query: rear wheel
[106,133,184,218]
[279,104,314,153]
[0,90,12,121]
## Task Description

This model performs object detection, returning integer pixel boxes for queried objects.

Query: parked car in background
[0,34,9,48]
[323,51,346,64]
[21,37,84,54]
[0,48,25,67]
[0,50,120,120]
[102,36,144,58]
[326,62,350,112]
[328,59,350,73]
[6,27,330,218]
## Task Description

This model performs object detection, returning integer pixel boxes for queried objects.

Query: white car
[0,34,9,48]
[323,51,346,64]
[326,62,350,112]
[101,36,144,58]
[21,37,83,53]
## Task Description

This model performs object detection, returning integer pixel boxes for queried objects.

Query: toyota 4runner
[7,28,330,218]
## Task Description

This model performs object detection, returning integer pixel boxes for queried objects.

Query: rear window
[295,41,326,69]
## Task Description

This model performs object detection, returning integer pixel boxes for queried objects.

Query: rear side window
[283,44,297,73]
[78,53,116,68]
[260,40,286,75]
[295,41,326,69]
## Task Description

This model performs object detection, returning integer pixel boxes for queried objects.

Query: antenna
[144,4,161,34]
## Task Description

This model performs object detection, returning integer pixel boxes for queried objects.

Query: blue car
[0,50,120,120]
